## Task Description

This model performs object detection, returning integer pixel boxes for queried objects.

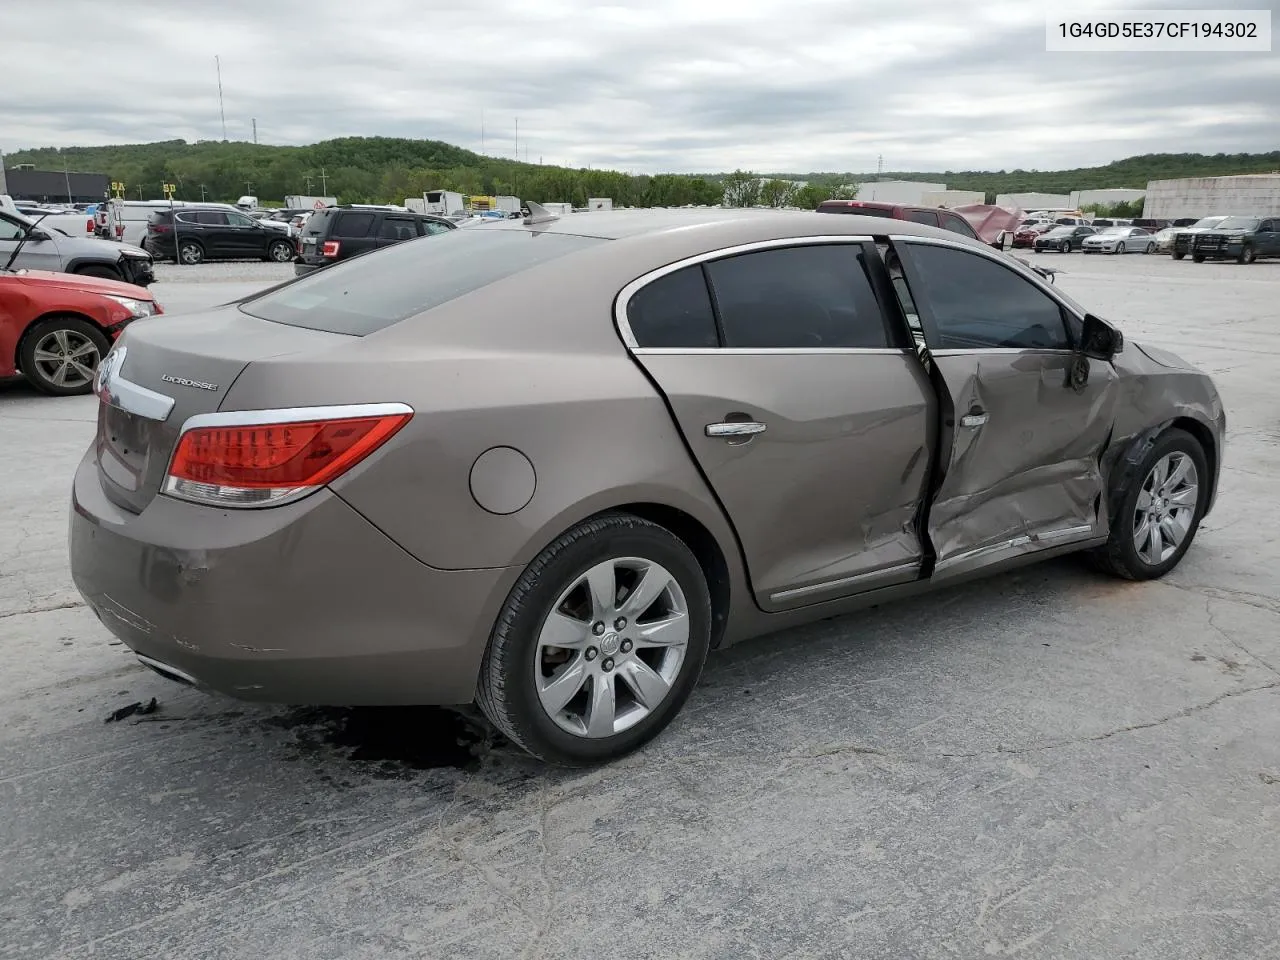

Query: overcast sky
[6,0,1278,174]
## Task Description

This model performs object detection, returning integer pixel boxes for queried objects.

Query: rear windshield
[240,229,604,335]
[817,203,894,217]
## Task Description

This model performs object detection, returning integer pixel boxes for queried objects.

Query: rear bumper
[294,260,324,276]
[69,449,519,705]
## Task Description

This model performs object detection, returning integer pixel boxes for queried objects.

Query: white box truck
[588,197,613,211]
[492,195,522,214]
[284,195,337,211]
[424,190,465,216]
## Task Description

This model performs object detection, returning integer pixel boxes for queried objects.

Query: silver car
[0,209,155,285]
[1081,226,1156,255]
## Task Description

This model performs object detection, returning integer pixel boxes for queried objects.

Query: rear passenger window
[906,210,939,226]
[626,266,719,348]
[704,245,888,349]
[334,213,375,238]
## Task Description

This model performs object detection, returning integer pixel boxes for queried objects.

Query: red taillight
[85,217,94,233]
[321,240,341,257]
[150,223,171,234]
[115,224,125,237]
[163,407,412,507]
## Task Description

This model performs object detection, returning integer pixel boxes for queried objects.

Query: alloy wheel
[31,328,101,389]
[1133,452,1199,565]
[180,243,203,265]
[534,557,690,738]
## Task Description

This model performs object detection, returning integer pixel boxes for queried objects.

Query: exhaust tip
[136,654,198,687]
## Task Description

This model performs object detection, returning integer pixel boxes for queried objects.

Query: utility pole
[877,154,883,180]
[244,180,254,198]
[63,155,72,203]
[305,175,314,193]
[252,118,257,144]
[319,168,328,194]
[215,56,227,141]
[200,184,208,201]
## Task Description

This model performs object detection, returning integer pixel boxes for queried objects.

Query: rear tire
[267,239,294,263]
[19,316,110,396]
[178,240,205,265]
[477,513,712,765]
[75,264,120,281]
[1172,251,1186,260]
[1145,241,1155,254]
[1091,428,1209,581]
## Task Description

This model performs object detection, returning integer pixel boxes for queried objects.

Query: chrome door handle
[706,421,767,438]
[959,412,988,428]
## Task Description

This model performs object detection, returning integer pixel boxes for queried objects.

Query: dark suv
[294,207,456,275]
[1190,216,1280,264]
[145,206,297,265]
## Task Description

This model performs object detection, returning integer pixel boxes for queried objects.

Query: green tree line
[6,137,1278,207]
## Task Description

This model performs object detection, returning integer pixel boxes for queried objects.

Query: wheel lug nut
[614,617,627,630]
[620,639,633,653]
[602,657,615,672]
[585,647,599,661]
[592,622,605,636]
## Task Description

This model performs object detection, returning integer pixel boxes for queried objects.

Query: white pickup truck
[0,195,97,238]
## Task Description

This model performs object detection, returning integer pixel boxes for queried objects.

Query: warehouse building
[1070,188,1146,208]
[1142,175,1280,220]
[920,190,985,208]
[995,192,1072,211]
[856,180,946,204]
[2,164,110,204]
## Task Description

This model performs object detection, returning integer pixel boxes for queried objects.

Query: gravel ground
[1,251,1278,959]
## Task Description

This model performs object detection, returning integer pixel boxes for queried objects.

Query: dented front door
[893,238,1119,579]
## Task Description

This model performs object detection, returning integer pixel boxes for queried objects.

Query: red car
[1,269,162,396]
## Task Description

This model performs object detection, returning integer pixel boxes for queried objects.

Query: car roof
[474,208,979,246]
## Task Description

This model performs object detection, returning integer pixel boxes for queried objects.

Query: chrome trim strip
[177,401,415,432]
[633,346,908,357]
[136,654,199,686]
[769,560,921,603]
[94,346,176,422]
[938,524,1097,569]
[931,348,1074,358]
[614,234,876,350]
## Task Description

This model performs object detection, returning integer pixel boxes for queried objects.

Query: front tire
[1239,244,1256,264]
[1115,242,1126,254]
[477,513,712,765]
[1192,253,1206,263]
[1172,251,1186,260]
[1092,428,1208,581]
[75,264,121,281]
[1059,240,1070,253]
[19,316,109,396]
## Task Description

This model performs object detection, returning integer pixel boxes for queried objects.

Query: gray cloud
[5,0,1278,174]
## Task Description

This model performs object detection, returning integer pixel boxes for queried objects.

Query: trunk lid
[95,305,351,514]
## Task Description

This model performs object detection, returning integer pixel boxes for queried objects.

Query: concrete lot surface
[2,253,1278,959]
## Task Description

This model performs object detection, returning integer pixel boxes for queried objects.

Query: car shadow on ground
[177,553,1113,786]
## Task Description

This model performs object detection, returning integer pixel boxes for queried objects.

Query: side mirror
[1080,313,1123,361]
[26,228,51,241]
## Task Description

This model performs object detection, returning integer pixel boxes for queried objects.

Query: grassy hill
[6,138,1279,207]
